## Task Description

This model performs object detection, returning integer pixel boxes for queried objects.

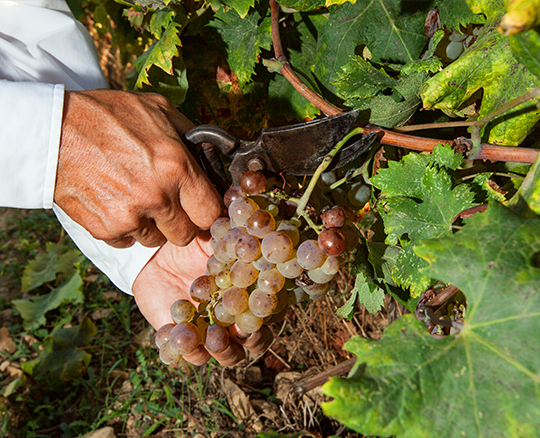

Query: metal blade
[229,109,372,182]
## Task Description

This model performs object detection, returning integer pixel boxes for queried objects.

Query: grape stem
[296,127,364,224]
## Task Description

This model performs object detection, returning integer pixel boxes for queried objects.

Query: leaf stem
[469,86,540,159]
[394,121,475,132]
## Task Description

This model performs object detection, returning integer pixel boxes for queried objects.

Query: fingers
[230,325,274,355]
[211,340,246,366]
[153,203,199,247]
[183,345,212,366]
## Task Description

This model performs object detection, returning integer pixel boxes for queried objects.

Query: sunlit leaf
[324,202,540,437]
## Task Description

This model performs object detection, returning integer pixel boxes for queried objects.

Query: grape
[155,323,175,349]
[276,220,300,246]
[214,302,236,326]
[246,209,275,238]
[190,275,219,303]
[169,322,201,355]
[307,267,335,284]
[222,287,249,315]
[257,268,285,294]
[302,282,329,299]
[296,239,325,270]
[248,288,278,318]
[229,197,259,227]
[292,287,307,304]
[253,256,275,272]
[277,252,304,279]
[318,227,347,257]
[210,217,231,240]
[159,341,182,365]
[229,260,259,288]
[235,309,263,333]
[267,203,280,217]
[170,299,196,323]
[320,206,346,228]
[446,40,464,60]
[235,234,261,263]
[240,171,267,195]
[207,255,232,276]
[347,183,371,207]
[320,171,337,186]
[222,227,248,259]
[215,270,232,289]
[341,224,360,251]
[204,324,230,353]
[261,231,293,263]
[223,186,245,207]
[321,255,342,276]
[213,239,237,263]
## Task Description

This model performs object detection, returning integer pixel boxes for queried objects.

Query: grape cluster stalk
[155,170,363,366]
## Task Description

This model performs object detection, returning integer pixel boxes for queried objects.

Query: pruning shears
[182,109,378,191]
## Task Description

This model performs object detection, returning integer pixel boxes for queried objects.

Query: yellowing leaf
[500,0,540,35]
[133,22,181,89]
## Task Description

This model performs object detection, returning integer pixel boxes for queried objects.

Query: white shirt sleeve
[0,0,158,294]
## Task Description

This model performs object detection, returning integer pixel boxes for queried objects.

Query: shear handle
[183,125,241,156]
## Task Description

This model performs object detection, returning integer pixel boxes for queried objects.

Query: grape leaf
[323,201,540,437]
[435,0,485,31]
[278,0,355,12]
[510,29,540,81]
[371,145,475,295]
[30,317,97,382]
[133,21,182,89]
[217,0,256,18]
[421,4,540,145]
[500,0,540,34]
[314,0,429,93]
[267,13,322,121]
[509,154,540,216]
[13,273,84,331]
[355,271,385,315]
[208,6,272,88]
[353,71,427,128]
[333,56,398,100]
[21,243,84,293]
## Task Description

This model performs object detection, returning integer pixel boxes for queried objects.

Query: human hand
[132,233,274,366]
[55,89,223,248]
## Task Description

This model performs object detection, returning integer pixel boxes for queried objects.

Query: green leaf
[372,147,475,295]
[21,243,84,293]
[335,285,358,319]
[31,317,97,382]
[333,56,398,100]
[353,71,427,128]
[420,19,540,145]
[355,271,385,315]
[267,13,322,120]
[221,0,256,18]
[510,29,540,81]
[471,173,508,202]
[149,8,176,38]
[133,21,181,89]
[314,0,428,93]
[12,273,84,330]
[435,0,485,30]
[208,6,272,88]
[278,0,326,10]
[509,154,540,216]
[323,203,540,437]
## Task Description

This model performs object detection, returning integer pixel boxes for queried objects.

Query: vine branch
[268,0,540,164]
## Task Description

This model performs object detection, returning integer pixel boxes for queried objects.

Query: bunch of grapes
[155,170,361,366]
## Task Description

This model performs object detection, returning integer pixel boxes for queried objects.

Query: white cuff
[53,204,159,295]
[0,80,64,209]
